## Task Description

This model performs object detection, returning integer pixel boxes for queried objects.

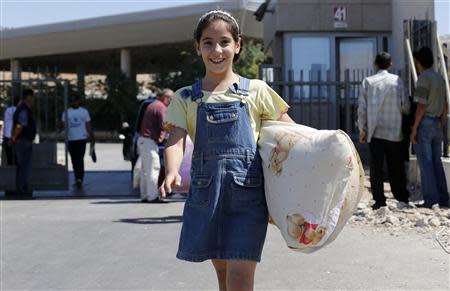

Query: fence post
[63,80,69,174]
[344,69,351,133]
[258,65,263,81]
[288,69,294,105]
[317,70,322,129]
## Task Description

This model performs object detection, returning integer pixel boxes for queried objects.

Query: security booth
[0,78,69,192]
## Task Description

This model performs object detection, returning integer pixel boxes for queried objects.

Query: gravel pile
[348,182,450,238]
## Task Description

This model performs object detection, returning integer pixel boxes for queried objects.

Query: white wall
[391,0,435,72]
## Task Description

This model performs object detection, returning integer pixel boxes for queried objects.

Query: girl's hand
[159,172,182,198]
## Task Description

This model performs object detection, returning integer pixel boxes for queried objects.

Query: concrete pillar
[120,49,131,78]
[10,59,21,80]
[76,65,85,98]
[10,59,22,99]
[391,0,435,73]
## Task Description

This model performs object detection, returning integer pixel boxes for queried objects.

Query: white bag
[258,121,364,253]
[133,156,141,190]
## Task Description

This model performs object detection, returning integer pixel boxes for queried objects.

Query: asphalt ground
[0,143,449,290]
[1,197,449,291]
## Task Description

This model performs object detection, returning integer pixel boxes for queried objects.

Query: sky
[0,0,449,35]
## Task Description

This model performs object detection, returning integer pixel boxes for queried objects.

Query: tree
[101,69,139,129]
[235,39,267,79]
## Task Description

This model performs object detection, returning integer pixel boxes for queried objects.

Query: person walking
[160,10,294,290]
[358,52,411,210]
[138,88,173,203]
[411,47,449,208]
[9,89,36,199]
[61,95,95,189]
[2,96,18,166]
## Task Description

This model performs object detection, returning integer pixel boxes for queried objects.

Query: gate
[259,65,384,138]
[0,78,70,191]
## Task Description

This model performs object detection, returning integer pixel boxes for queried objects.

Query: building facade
[259,0,435,133]
[262,0,434,81]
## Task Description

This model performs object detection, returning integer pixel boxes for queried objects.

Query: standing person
[160,10,293,290]
[61,95,95,189]
[2,96,19,166]
[358,52,411,210]
[411,47,449,208]
[9,89,36,199]
[138,88,173,203]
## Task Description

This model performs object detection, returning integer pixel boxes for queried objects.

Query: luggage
[258,121,364,253]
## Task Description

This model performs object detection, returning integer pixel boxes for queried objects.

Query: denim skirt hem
[176,250,262,263]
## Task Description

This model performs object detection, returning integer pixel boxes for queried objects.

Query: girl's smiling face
[196,20,241,77]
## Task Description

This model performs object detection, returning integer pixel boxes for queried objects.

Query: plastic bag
[133,156,141,190]
[258,121,364,253]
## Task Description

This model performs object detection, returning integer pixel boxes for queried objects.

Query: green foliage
[234,40,267,79]
[98,69,139,129]
[152,43,204,90]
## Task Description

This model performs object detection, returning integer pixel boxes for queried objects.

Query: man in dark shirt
[137,89,173,202]
[411,47,449,208]
[9,89,36,199]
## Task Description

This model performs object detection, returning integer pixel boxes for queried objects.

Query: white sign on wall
[334,6,348,28]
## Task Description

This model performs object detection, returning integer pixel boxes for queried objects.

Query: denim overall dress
[176,77,269,262]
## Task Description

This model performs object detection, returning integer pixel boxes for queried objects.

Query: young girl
[160,10,294,290]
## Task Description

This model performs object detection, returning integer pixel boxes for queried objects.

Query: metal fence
[259,65,389,138]
[0,78,70,190]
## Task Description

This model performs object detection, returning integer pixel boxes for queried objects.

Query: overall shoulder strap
[191,79,204,102]
[180,80,203,102]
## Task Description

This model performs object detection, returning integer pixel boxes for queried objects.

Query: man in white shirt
[61,95,95,188]
[2,97,18,166]
[358,52,411,210]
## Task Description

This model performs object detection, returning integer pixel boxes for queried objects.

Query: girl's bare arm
[278,112,295,123]
[160,126,187,197]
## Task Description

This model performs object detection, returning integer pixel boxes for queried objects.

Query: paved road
[1,143,449,290]
[1,197,448,290]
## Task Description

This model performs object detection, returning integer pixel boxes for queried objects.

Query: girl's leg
[212,259,227,291]
[226,260,257,291]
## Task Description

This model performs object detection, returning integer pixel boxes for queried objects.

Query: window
[288,37,331,100]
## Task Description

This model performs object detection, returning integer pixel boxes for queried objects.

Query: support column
[76,65,85,98]
[10,59,22,99]
[120,49,131,78]
[10,59,21,80]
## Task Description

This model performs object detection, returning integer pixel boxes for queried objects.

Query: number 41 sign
[334,6,348,28]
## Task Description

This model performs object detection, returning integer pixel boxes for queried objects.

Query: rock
[357,202,367,210]
[375,217,387,225]
[415,218,428,227]
[406,214,417,221]
[429,218,441,227]
[414,213,424,220]
[385,215,400,226]
[355,209,368,217]
[375,206,390,216]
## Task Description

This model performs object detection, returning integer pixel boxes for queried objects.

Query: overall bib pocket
[206,108,239,142]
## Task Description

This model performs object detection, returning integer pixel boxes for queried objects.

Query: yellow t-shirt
[165,79,289,143]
